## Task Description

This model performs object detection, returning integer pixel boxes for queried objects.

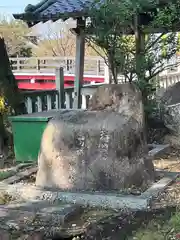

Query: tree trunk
[0,38,24,114]
[0,113,6,167]
[0,38,25,161]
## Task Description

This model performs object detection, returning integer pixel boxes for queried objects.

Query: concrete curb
[0,170,178,211]
[148,144,170,158]
[0,144,176,211]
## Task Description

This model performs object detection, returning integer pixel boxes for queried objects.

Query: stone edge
[0,144,176,210]
[148,144,170,158]
[0,170,178,211]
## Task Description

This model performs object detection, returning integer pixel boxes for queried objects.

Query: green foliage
[0,96,9,115]
[132,210,180,240]
[0,171,13,180]
[0,37,24,155]
[0,37,23,115]
[0,192,14,204]
[86,0,180,119]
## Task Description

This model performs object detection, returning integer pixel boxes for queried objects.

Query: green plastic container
[9,110,61,163]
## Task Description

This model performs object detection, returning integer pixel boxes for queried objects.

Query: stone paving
[0,200,84,239]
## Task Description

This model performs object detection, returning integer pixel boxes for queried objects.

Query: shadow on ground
[84,206,178,240]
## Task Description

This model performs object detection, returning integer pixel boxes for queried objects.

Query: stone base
[0,201,84,238]
[0,170,178,210]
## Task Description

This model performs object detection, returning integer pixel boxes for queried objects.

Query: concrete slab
[0,163,34,181]
[0,170,178,210]
[142,173,178,199]
[148,144,170,158]
[0,183,148,210]
[0,148,177,211]
[0,201,83,232]
[1,167,37,184]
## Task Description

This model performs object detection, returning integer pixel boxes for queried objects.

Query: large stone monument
[36,83,154,191]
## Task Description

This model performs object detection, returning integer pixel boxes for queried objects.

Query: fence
[22,68,103,114]
[22,71,180,114]
[10,56,105,76]
[118,72,180,90]
[158,73,180,89]
[16,56,180,114]
[10,56,180,88]
[22,85,102,114]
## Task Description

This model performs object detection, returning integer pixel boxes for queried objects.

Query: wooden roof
[13,0,96,26]
[13,0,180,32]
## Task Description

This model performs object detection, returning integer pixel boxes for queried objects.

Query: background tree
[32,20,99,57]
[0,38,25,162]
[86,0,180,120]
[33,28,76,57]
[0,16,31,57]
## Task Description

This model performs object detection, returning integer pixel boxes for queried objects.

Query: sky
[0,0,39,16]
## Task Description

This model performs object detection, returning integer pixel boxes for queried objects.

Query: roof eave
[13,11,88,26]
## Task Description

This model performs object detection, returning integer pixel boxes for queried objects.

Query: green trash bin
[8,110,61,163]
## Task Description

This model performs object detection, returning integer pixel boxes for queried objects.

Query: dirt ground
[153,148,180,172]
[152,148,180,209]
[83,148,180,240]
[1,148,180,239]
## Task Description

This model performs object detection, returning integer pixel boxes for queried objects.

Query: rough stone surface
[0,201,83,239]
[163,103,180,136]
[159,82,180,106]
[157,82,180,137]
[2,166,37,184]
[36,83,154,191]
[163,134,180,149]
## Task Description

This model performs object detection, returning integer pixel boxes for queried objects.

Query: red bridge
[14,73,105,90]
[11,57,106,90]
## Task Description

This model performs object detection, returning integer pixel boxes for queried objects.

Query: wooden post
[104,63,110,83]
[73,18,85,109]
[27,97,33,113]
[47,95,52,110]
[37,59,40,72]
[134,13,148,137]
[37,96,43,112]
[55,67,65,109]
[134,14,145,80]
[16,57,20,71]
[97,59,101,75]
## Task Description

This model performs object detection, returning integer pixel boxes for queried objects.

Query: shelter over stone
[13,0,180,108]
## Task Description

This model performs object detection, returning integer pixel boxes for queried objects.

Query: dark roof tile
[13,0,97,24]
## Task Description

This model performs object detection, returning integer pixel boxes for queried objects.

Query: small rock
[72,237,80,240]
[130,189,141,196]
[6,220,20,230]
[26,227,35,231]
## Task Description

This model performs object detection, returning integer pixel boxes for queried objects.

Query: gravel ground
[152,148,180,209]
[1,148,180,239]
[151,181,180,209]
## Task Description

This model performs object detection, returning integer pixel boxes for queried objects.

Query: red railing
[15,73,105,90]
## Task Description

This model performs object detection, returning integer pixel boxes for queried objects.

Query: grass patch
[0,170,13,180]
[129,208,180,240]
[0,192,15,204]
